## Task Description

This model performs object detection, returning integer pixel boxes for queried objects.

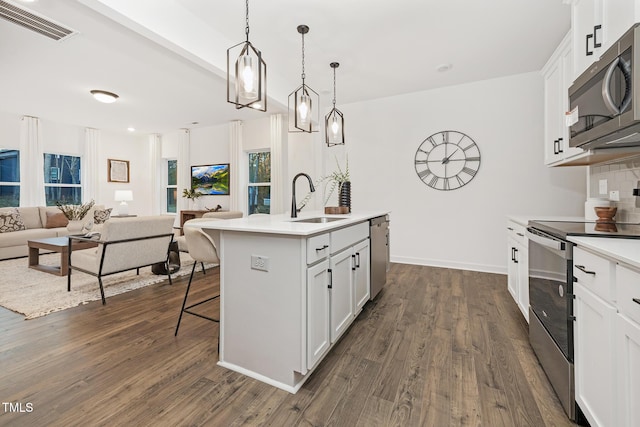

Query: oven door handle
[526,230,565,251]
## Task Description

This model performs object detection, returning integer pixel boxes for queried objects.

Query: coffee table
[28,236,98,276]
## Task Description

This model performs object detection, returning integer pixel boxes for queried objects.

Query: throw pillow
[45,211,69,228]
[0,210,26,233]
[94,208,112,224]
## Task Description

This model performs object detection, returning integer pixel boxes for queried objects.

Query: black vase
[339,181,351,213]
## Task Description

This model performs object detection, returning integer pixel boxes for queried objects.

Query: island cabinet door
[330,248,354,343]
[307,259,330,370]
[353,239,370,313]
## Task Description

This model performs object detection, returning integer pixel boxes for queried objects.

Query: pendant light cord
[301,32,306,85]
[245,0,250,41]
[332,67,337,107]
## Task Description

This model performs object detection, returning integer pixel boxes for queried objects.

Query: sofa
[68,216,175,304]
[0,205,106,260]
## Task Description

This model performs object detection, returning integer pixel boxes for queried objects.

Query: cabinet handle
[352,254,356,271]
[514,248,518,263]
[356,252,361,268]
[575,264,596,275]
[558,137,563,153]
[633,298,640,306]
[328,268,333,289]
[507,227,514,231]
[594,25,602,48]
[511,247,516,262]
[554,139,559,155]
[315,244,329,252]
[516,232,524,237]
[586,33,593,56]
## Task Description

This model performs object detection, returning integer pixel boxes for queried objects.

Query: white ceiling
[0,0,570,135]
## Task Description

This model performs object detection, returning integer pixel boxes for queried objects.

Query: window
[247,151,271,214]
[166,159,177,213]
[44,153,81,205]
[0,149,20,207]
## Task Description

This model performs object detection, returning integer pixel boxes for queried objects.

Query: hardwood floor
[0,262,577,426]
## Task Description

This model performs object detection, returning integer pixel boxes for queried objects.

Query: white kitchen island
[187,211,389,393]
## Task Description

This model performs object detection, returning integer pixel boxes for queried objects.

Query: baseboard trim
[390,256,506,275]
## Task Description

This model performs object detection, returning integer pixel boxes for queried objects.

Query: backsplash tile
[589,155,640,223]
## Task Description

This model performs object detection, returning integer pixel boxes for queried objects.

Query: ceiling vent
[0,0,76,41]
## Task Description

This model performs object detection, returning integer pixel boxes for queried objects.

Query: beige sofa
[0,205,105,260]
[68,216,175,304]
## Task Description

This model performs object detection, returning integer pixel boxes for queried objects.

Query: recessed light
[127,127,135,132]
[436,63,453,72]
[90,90,119,103]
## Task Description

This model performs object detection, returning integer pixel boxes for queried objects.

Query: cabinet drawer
[307,233,330,265]
[331,222,368,254]
[507,220,527,246]
[617,264,640,325]
[574,247,615,303]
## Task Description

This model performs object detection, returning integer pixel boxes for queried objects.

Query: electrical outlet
[599,179,608,195]
[609,190,620,202]
[251,255,269,272]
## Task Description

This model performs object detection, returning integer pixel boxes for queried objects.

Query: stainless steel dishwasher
[369,215,389,299]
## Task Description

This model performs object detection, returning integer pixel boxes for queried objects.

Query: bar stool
[174,221,221,336]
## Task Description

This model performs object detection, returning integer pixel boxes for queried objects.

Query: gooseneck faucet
[291,173,316,218]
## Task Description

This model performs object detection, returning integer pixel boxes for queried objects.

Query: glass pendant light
[227,0,267,111]
[288,25,319,133]
[325,62,345,146]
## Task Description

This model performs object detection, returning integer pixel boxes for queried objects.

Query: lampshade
[288,25,319,133]
[114,190,133,202]
[90,90,119,103]
[227,0,267,111]
[325,62,345,146]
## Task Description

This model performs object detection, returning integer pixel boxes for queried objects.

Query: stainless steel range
[526,220,640,421]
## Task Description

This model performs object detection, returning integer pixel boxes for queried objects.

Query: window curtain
[149,134,162,214]
[19,116,45,207]
[229,120,242,212]
[83,128,100,203]
[270,114,285,214]
[177,129,190,213]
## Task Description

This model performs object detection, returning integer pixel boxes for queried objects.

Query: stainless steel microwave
[569,23,640,150]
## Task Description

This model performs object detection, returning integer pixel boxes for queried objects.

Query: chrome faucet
[291,173,316,218]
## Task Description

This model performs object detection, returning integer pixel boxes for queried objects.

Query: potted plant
[56,199,95,233]
[297,156,351,213]
[182,188,203,209]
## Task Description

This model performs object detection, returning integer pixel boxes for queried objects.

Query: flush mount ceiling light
[227,0,266,112]
[325,62,345,147]
[90,90,118,103]
[288,25,319,133]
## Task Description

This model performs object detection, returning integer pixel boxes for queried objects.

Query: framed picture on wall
[108,159,130,183]
[191,163,230,195]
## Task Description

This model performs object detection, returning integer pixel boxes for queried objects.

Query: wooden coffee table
[28,236,98,276]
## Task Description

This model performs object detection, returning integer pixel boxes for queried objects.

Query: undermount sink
[293,216,346,224]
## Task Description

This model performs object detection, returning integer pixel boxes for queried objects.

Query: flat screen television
[191,163,230,195]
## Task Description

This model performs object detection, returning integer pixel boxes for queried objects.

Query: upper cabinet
[571,0,640,80]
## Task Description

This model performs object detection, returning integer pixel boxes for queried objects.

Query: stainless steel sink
[293,217,346,224]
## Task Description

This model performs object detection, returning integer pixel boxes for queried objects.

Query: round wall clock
[414,130,481,191]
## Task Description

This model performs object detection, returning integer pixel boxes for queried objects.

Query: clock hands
[441,148,459,164]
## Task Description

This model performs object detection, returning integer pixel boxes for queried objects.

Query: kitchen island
[187,211,389,393]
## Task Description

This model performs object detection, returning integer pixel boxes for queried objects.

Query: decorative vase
[66,220,84,234]
[339,181,351,213]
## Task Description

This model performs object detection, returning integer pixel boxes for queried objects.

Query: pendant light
[288,25,319,133]
[227,0,267,111]
[325,62,345,146]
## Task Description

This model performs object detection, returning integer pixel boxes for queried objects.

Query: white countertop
[508,215,587,227]
[186,210,389,236]
[568,236,640,270]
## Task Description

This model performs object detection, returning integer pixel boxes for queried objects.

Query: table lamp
[114,190,133,216]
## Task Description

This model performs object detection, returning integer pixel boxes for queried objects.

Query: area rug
[0,253,204,319]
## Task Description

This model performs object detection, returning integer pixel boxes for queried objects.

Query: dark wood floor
[0,262,576,426]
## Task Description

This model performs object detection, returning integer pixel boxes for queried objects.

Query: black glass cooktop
[529,220,640,240]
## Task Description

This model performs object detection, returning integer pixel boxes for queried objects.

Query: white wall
[189,124,230,210]
[331,72,587,273]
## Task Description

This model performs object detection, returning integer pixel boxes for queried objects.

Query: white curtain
[19,116,45,207]
[177,129,190,213]
[83,128,100,203]
[270,114,285,214]
[149,134,162,215]
[229,121,242,212]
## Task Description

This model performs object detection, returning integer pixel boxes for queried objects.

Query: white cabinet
[506,219,529,322]
[353,239,370,313]
[329,247,355,343]
[307,259,330,369]
[615,264,640,427]
[543,33,584,166]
